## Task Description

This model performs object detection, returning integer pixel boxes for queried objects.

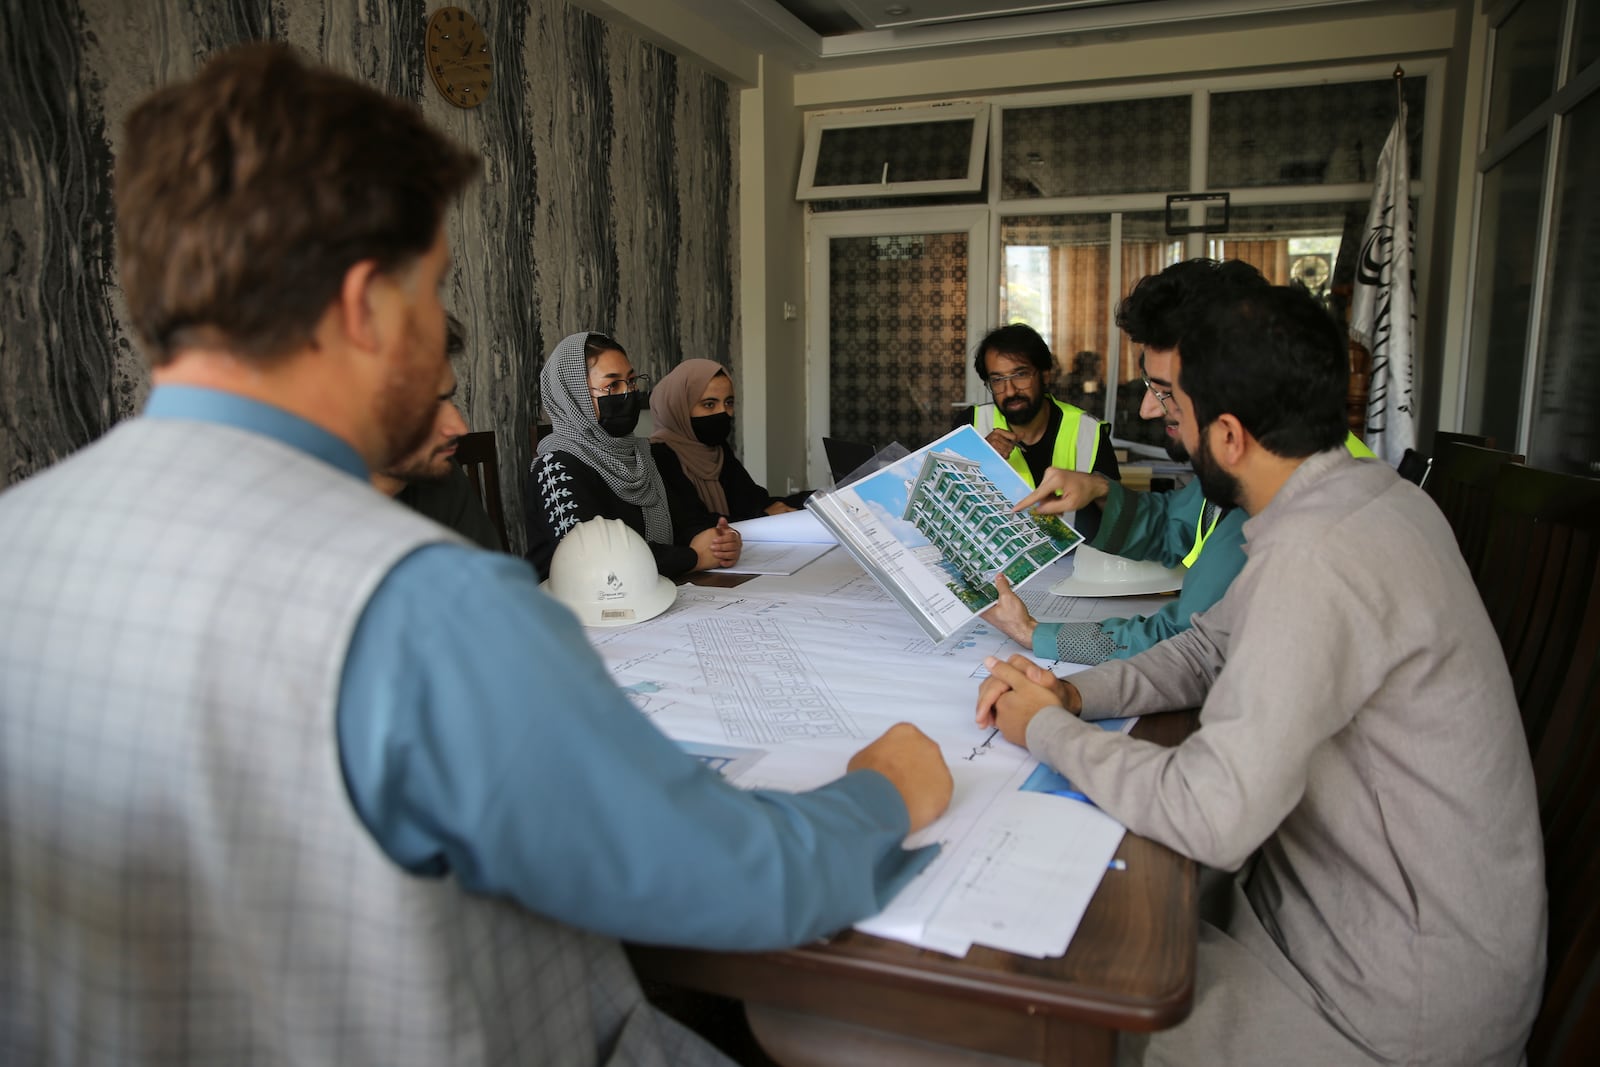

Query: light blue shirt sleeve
[337,544,937,951]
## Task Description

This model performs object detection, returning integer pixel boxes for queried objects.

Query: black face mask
[595,392,641,437]
[691,412,733,446]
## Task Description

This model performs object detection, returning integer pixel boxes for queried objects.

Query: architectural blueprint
[585,562,1126,958]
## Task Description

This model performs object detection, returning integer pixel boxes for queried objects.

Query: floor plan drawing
[690,616,865,744]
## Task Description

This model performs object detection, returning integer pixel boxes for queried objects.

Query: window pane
[1485,0,1563,142]
[1208,78,1426,189]
[1529,92,1600,475]
[1115,213,1184,449]
[1001,97,1189,198]
[998,215,1111,418]
[814,119,974,187]
[1207,201,1368,302]
[995,213,1183,440]
[828,232,969,450]
[1464,134,1549,450]
[1574,0,1600,78]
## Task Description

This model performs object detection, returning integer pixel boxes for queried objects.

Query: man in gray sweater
[978,285,1544,1065]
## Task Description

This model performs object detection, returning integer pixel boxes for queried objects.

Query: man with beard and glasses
[371,313,503,551]
[954,323,1120,539]
[975,284,1543,1067]
[982,259,1374,665]
[0,44,956,1066]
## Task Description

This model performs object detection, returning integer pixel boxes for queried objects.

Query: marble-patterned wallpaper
[0,0,737,554]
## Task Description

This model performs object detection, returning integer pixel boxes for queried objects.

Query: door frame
[804,207,991,487]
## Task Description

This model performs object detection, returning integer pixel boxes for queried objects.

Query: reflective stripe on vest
[972,398,1101,490]
[1181,431,1378,568]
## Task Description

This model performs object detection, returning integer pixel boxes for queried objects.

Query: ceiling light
[884,5,911,16]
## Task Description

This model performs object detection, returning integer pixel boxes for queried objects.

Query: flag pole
[1393,64,1405,116]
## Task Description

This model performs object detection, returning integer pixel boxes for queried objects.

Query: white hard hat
[540,516,677,626]
[1048,544,1186,598]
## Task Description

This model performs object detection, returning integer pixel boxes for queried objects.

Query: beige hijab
[650,359,730,516]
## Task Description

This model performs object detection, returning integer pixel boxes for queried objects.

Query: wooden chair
[453,430,510,552]
[1432,429,1492,451]
[1426,442,1524,577]
[1395,447,1431,487]
[1346,339,1371,443]
[1472,465,1600,1066]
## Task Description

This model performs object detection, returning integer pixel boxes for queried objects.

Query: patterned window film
[828,233,969,451]
[1208,78,1426,189]
[1001,96,1189,199]
[814,120,975,187]
[800,105,986,200]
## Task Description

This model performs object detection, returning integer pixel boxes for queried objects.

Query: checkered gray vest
[0,416,727,1066]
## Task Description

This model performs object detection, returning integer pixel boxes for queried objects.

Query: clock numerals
[427,7,490,109]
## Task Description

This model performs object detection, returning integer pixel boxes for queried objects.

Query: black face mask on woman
[595,392,641,437]
[691,412,733,447]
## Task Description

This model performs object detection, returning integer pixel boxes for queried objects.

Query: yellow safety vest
[972,397,1101,490]
[1181,430,1376,567]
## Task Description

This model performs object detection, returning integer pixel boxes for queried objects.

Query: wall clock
[426,7,490,109]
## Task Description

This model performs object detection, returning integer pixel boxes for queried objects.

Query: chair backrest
[1431,429,1493,452]
[1345,339,1371,442]
[1427,442,1525,576]
[1395,447,1431,487]
[453,431,509,552]
[1473,465,1600,1066]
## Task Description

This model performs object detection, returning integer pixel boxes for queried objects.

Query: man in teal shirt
[984,260,1373,664]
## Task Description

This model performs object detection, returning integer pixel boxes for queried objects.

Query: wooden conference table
[632,573,1201,1066]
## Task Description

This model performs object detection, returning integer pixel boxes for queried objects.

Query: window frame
[798,60,1444,450]
[795,103,990,201]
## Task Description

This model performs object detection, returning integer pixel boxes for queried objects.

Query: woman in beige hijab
[649,359,806,527]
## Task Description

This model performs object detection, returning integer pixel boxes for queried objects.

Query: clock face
[426,7,490,109]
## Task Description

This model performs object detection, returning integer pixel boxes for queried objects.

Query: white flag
[1349,101,1416,466]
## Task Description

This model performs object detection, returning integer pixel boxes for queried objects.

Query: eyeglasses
[1142,374,1175,413]
[590,374,650,398]
[984,368,1037,394]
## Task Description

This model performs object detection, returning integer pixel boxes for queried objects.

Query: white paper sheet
[730,509,835,543]
[585,558,1125,958]
[705,542,834,576]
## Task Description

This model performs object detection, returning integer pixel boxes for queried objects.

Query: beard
[376,319,446,467]
[1163,422,1189,463]
[999,391,1046,426]
[1192,425,1243,508]
[382,439,454,483]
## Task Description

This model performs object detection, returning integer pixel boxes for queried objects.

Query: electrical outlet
[782,301,797,321]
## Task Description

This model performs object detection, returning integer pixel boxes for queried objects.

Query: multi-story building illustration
[901,450,1060,587]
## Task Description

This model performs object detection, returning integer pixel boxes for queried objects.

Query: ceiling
[669,0,1440,66]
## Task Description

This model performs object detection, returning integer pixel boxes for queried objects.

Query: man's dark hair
[445,313,466,358]
[116,43,480,366]
[1179,285,1348,459]
[973,322,1054,378]
[1116,258,1269,350]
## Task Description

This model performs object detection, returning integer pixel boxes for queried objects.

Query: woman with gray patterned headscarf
[525,331,740,580]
